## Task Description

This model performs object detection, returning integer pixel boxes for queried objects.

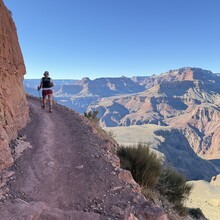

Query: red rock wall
[0,0,29,172]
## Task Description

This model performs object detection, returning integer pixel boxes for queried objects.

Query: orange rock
[0,0,29,173]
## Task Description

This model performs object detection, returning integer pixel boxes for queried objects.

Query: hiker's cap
[44,71,49,76]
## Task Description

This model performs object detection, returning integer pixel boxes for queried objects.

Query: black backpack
[42,77,52,88]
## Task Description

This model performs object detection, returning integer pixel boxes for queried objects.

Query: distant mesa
[78,77,91,84]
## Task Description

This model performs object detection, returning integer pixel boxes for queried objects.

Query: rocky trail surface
[0,97,167,220]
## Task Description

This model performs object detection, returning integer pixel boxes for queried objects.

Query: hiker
[37,71,54,113]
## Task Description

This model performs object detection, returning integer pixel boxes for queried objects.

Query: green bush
[117,143,162,189]
[84,110,99,123]
[157,168,193,215]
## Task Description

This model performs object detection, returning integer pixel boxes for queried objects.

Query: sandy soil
[104,124,167,146]
[185,180,220,220]
[0,97,162,220]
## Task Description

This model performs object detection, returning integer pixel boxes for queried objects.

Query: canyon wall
[0,0,29,172]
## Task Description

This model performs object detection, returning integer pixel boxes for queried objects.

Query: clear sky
[3,0,220,79]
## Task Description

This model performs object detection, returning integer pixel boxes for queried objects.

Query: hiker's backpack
[41,77,52,88]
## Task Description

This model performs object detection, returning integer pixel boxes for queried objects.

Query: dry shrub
[84,110,99,123]
[117,143,162,189]
[117,143,193,216]
[142,187,160,203]
[157,168,193,215]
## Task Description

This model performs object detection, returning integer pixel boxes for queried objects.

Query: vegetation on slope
[117,143,194,216]
[84,113,206,218]
[84,110,99,123]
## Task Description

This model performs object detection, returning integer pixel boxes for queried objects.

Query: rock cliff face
[154,128,218,180]
[0,0,29,172]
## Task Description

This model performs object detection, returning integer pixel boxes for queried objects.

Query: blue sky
[4,0,220,79]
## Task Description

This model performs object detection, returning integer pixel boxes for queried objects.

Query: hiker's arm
[50,79,54,87]
[38,82,43,91]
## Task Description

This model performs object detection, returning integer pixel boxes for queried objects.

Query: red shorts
[42,89,53,97]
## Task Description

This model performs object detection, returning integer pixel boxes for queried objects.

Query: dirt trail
[0,97,151,220]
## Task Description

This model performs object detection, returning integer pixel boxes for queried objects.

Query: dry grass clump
[117,143,162,189]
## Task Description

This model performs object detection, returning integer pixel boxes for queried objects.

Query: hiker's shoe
[42,105,45,109]
[49,108,52,113]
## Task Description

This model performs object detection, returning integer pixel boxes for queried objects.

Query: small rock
[133,194,146,204]
[47,161,55,167]
[111,171,116,175]
[17,134,26,140]
[76,165,84,169]
[3,171,14,179]
[111,186,122,191]
[112,205,123,213]
[125,213,138,220]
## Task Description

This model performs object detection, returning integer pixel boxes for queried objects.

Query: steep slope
[0,0,29,172]
[0,97,169,220]
[166,104,220,159]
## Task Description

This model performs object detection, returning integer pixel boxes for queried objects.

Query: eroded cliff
[0,0,29,172]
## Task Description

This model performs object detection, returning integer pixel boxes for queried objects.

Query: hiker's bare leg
[43,96,46,107]
[48,94,53,111]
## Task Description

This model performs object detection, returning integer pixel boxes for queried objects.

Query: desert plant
[142,187,160,203]
[157,168,193,215]
[117,143,162,189]
[84,110,99,123]
[188,208,207,219]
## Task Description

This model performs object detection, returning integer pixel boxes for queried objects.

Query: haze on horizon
[4,0,220,80]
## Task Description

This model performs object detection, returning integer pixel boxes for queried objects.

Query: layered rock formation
[0,0,29,172]
[89,68,220,160]
[49,76,145,113]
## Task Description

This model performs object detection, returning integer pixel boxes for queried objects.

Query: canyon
[1,0,219,218]
[25,68,220,178]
